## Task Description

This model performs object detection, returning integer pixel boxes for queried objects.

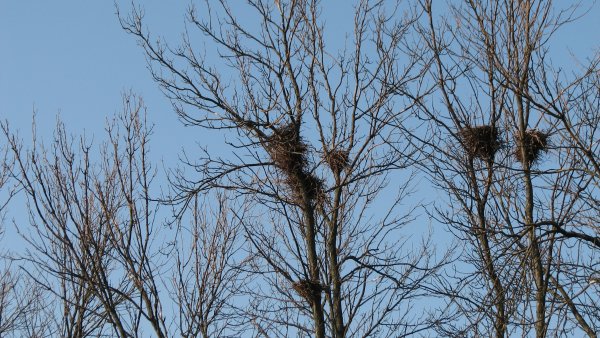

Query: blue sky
[0,1,355,158]
[1,1,598,154]
[1,1,186,161]
[1,0,599,255]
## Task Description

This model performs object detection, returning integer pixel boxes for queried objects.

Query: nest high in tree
[265,124,308,174]
[324,149,350,174]
[458,125,501,161]
[515,129,549,165]
[264,124,325,205]
[292,279,325,303]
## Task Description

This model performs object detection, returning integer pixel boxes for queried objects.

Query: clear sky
[1,0,599,254]
[1,1,598,158]
[0,1,190,162]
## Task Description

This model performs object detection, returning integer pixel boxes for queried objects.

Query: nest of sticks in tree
[324,149,350,174]
[281,168,326,207]
[264,124,325,205]
[458,125,502,161]
[515,129,549,165]
[265,123,308,175]
[292,279,324,302]
[302,173,326,205]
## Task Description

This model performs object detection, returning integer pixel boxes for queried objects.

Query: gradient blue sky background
[2,1,598,157]
[1,1,599,247]
[1,1,189,162]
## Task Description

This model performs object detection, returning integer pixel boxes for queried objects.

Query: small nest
[283,171,326,207]
[304,173,326,204]
[458,125,501,161]
[324,149,350,174]
[265,124,308,175]
[292,279,324,302]
[237,119,257,129]
[515,129,549,165]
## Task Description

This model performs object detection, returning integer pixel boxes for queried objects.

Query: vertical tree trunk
[468,160,507,338]
[300,175,326,338]
[516,95,547,338]
[328,185,345,338]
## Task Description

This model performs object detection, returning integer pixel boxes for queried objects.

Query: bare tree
[416,0,600,336]
[172,193,245,338]
[119,0,448,336]
[2,94,243,337]
[0,127,37,338]
[4,99,158,337]
[2,0,597,337]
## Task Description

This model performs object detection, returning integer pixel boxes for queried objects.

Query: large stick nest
[264,124,325,205]
[291,279,325,302]
[515,129,549,165]
[458,125,502,161]
[265,124,308,174]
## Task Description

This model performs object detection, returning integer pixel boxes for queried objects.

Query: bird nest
[265,123,308,175]
[324,149,350,174]
[292,279,324,302]
[264,124,325,205]
[458,125,501,161]
[281,171,326,206]
[515,129,549,165]
[302,174,326,204]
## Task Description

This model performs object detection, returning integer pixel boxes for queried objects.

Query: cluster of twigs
[291,279,325,303]
[458,125,502,161]
[515,129,549,165]
[324,149,350,174]
[264,124,325,205]
[458,125,549,165]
